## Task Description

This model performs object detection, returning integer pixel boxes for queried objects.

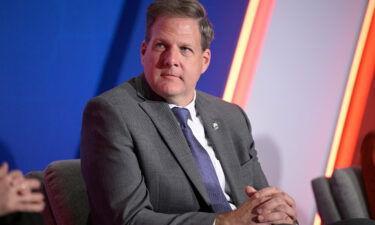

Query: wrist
[215,212,231,225]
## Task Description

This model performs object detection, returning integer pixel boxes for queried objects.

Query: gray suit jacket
[81,75,268,225]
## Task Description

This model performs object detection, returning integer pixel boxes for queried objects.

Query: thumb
[245,186,257,198]
[0,162,9,178]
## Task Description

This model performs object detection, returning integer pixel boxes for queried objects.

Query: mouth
[161,73,181,79]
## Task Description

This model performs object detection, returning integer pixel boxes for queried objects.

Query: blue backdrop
[0,0,248,173]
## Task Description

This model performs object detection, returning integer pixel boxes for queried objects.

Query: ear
[200,48,211,74]
[140,41,148,66]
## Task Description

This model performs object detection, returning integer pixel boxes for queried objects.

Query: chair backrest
[26,171,56,225]
[311,167,370,225]
[43,159,89,225]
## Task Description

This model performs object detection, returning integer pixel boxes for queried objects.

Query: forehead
[149,16,201,43]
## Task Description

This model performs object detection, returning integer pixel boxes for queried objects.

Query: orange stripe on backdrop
[223,0,260,103]
[334,1,375,169]
[316,2,375,225]
[314,2,375,224]
[222,0,275,108]
[231,0,275,107]
[325,0,375,177]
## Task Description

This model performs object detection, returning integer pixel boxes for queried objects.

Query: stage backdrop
[244,0,370,224]
[1,1,372,224]
[0,0,247,171]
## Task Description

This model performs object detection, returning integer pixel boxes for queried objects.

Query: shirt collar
[168,92,197,120]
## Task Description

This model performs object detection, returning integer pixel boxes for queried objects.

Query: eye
[180,46,193,53]
[155,42,166,50]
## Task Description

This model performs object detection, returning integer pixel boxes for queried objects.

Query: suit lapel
[196,93,245,206]
[134,76,211,205]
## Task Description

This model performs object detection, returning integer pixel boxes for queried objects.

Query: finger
[256,194,296,220]
[257,211,293,224]
[8,170,24,186]
[256,187,296,208]
[256,195,288,212]
[256,200,297,222]
[17,179,41,196]
[15,201,45,213]
[273,191,296,209]
[17,183,32,196]
[275,204,297,221]
[18,192,44,203]
[256,186,281,197]
[8,170,23,179]
[247,195,273,216]
[248,191,272,207]
[0,162,9,177]
[15,179,39,196]
[245,186,257,198]
[24,179,41,190]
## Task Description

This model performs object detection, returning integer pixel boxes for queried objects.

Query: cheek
[186,73,201,87]
[144,58,159,74]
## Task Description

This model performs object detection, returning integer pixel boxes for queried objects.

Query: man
[0,162,45,225]
[81,0,297,224]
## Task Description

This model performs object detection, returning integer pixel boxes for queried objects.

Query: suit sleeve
[80,97,217,225]
[235,104,269,190]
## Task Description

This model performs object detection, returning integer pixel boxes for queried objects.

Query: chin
[157,85,184,97]
[160,91,183,99]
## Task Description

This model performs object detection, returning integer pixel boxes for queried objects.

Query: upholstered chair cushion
[329,167,369,219]
[44,160,89,225]
[311,177,341,224]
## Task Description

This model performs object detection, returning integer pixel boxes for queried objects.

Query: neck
[165,93,195,107]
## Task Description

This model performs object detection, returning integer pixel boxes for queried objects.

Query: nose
[160,47,180,68]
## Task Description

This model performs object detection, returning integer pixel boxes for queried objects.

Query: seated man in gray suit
[81,0,298,224]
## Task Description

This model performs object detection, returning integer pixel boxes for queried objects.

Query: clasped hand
[216,186,297,225]
[0,162,45,216]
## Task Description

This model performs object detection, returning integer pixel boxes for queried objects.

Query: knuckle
[277,204,287,211]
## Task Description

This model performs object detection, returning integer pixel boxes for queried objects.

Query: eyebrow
[153,38,194,48]
[179,42,193,48]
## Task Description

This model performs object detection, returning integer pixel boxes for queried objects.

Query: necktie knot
[172,107,190,127]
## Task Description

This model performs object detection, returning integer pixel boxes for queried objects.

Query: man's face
[141,16,211,106]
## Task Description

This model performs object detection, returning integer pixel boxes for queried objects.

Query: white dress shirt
[168,92,236,210]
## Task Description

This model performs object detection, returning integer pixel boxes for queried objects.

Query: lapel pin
[212,122,219,130]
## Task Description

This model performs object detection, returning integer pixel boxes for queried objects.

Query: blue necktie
[172,107,232,213]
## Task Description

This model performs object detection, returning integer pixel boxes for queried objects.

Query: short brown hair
[146,0,214,50]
